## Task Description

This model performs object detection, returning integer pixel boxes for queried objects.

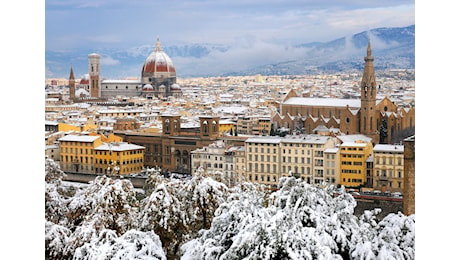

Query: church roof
[283,97,361,108]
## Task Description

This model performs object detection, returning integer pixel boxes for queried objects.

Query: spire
[154,36,163,52]
[361,39,376,87]
[69,66,75,80]
[364,39,373,62]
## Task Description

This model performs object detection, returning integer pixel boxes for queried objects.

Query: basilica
[69,37,183,100]
[271,42,415,144]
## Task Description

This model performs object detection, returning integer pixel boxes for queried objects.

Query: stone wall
[354,198,404,221]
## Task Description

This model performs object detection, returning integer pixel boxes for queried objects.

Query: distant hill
[226,25,415,76]
[45,25,414,79]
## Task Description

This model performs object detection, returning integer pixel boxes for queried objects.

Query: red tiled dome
[142,38,176,77]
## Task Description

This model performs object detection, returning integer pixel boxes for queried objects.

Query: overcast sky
[45,0,415,51]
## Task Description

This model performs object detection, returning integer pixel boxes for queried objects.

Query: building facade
[339,139,373,188]
[93,142,145,175]
[244,135,337,188]
[373,144,405,192]
[58,133,145,175]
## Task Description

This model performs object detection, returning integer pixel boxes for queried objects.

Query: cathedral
[271,41,415,144]
[69,37,183,100]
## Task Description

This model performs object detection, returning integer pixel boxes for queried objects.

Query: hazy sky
[45,0,415,51]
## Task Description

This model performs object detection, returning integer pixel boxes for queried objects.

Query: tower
[69,66,75,100]
[360,40,379,142]
[199,116,220,139]
[88,53,101,98]
[161,114,181,136]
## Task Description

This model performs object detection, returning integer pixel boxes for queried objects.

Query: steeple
[360,39,378,143]
[361,40,376,89]
[69,66,75,80]
[154,36,163,52]
[69,66,76,100]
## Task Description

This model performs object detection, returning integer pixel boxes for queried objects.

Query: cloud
[101,55,120,66]
[174,38,307,76]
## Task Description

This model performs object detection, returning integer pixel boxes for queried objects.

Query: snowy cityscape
[44,1,417,259]
[45,39,415,259]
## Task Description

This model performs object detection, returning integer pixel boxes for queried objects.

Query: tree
[181,177,415,260]
[45,158,70,225]
[139,181,188,259]
[73,229,167,260]
[61,176,141,256]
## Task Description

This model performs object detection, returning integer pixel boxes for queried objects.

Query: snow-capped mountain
[45,25,414,79]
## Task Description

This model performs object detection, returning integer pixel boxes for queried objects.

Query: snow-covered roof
[246,136,282,144]
[337,134,372,143]
[283,135,331,144]
[340,142,368,147]
[324,147,339,153]
[101,79,141,84]
[58,134,100,142]
[94,142,145,151]
[283,97,361,108]
[373,144,404,153]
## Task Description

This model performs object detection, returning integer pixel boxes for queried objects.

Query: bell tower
[69,66,75,101]
[88,53,101,98]
[360,40,379,142]
[199,116,220,139]
[162,114,181,136]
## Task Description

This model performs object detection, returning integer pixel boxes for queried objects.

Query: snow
[58,134,100,142]
[373,144,404,153]
[283,97,361,108]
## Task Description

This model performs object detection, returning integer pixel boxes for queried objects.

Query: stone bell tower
[88,53,101,98]
[360,40,379,143]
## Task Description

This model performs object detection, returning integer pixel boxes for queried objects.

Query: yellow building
[339,140,373,188]
[93,142,145,175]
[58,133,145,175]
[373,144,404,192]
[59,134,102,173]
[219,120,235,135]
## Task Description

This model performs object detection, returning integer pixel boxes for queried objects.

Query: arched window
[203,120,209,135]
[212,120,218,133]
[164,119,170,133]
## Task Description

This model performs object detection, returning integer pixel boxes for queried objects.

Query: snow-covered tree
[350,211,415,260]
[140,180,188,258]
[181,177,415,260]
[45,159,69,224]
[74,229,166,260]
[66,175,140,235]
[45,221,72,259]
[143,167,166,195]
[181,168,230,232]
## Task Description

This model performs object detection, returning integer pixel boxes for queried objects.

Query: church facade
[69,37,183,100]
[271,42,415,144]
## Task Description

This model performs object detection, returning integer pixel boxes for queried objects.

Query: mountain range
[45,25,414,79]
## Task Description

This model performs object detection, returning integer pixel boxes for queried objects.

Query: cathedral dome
[142,37,176,78]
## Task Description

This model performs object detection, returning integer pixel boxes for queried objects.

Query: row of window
[341,169,362,174]
[341,161,363,165]
[375,157,403,165]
